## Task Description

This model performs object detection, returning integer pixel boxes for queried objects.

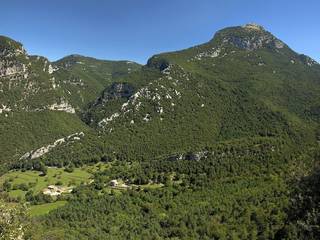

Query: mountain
[53,54,141,109]
[1,24,320,239]
[0,36,140,170]
[70,23,320,162]
[2,23,319,167]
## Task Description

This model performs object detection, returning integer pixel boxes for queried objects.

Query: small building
[110,180,118,187]
[42,185,73,196]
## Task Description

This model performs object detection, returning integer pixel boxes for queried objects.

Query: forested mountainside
[1,24,320,239]
[0,36,140,171]
[42,23,320,166]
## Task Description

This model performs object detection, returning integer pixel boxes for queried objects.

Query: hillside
[0,36,140,170]
[53,54,141,109]
[72,23,320,162]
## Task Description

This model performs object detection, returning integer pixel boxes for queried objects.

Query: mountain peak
[211,24,285,51]
[242,23,265,31]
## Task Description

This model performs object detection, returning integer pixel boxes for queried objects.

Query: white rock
[20,132,84,160]
[143,114,151,122]
[48,64,54,74]
[98,112,120,127]
[158,107,164,114]
[275,40,285,49]
[48,100,75,113]
[0,104,11,114]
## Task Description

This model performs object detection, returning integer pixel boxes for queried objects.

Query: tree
[0,200,28,240]
[64,164,74,173]
[37,162,47,176]
[101,155,112,162]
[3,180,11,191]
[25,190,34,202]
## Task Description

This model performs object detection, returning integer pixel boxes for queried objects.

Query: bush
[64,165,74,173]
[18,183,29,191]
[3,180,11,191]
[56,181,63,186]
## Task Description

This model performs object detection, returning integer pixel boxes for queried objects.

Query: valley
[0,23,320,239]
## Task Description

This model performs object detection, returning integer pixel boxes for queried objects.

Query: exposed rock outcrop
[0,104,11,114]
[0,36,29,79]
[0,36,26,57]
[242,23,265,31]
[20,132,85,160]
[213,24,286,51]
[47,100,76,113]
[105,82,134,99]
[95,82,135,106]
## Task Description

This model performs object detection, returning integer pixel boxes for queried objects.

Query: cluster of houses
[42,185,73,196]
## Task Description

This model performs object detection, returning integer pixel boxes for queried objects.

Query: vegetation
[1,25,320,239]
[30,143,320,239]
[278,168,320,239]
[28,201,67,217]
[53,55,141,109]
[0,200,29,240]
[0,166,93,202]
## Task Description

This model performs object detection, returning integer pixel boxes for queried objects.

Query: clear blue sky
[1,0,319,64]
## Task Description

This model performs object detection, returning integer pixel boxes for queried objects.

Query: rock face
[0,46,28,80]
[213,24,286,51]
[20,132,85,160]
[106,82,134,99]
[0,36,28,79]
[0,61,27,79]
[47,100,76,114]
[0,36,26,57]
[242,23,265,31]
[97,82,135,104]
[0,36,79,114]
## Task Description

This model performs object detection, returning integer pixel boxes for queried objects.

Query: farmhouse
[110,179,118,187]
[43,185,73,196]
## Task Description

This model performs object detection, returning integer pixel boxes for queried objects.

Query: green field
[29,201,68,217]
[0,164,110,217]
[0,163,111,200]
[0,167,92,199]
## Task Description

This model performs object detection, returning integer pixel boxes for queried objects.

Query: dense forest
[24,138,319,239]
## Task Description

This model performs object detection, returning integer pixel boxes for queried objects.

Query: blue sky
[1,0,319,64]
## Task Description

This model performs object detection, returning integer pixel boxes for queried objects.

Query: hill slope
[0,36,140,169]
[77,23,320,161]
